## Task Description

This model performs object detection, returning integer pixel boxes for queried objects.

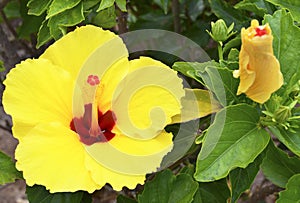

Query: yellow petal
[85,131,172,175]
[15,122,100,193]
[3,59,73,139]
[171,88,221,123]
[243,53,283,103]
[236,19,283,103]
[236,50,256,94]
[85,154,145,191]
[40,25,128,79]
[111,57,184,140]
[96,57,129,114]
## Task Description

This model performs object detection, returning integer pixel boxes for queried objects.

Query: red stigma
[70,104,116,145]
[87,75,100,86]
[255,27,267,37]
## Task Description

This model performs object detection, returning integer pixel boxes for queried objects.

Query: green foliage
[229,152,265,203]
[264,9,300,83]
[47,0,81,18]
[195,179,230,203]
[1,0,300,202]
[234,0,274,17]
[277,174,300,203]
[27,0,52,16]
[97,0,115,11]
[0,60,5,72]
[269,126,300,157]
[160,0,169,14]
[208,0,250,29]
[261,142,300,188]
[173,61,241,106]
[138,170,198,203]
[19,0,45,39]
[194,104,270,182]
[3,0,21,19]
[186,0,205,21]
[265,0,300,22]
[92,6,117,28]
[26,185,92,203]
[0,151,22,185]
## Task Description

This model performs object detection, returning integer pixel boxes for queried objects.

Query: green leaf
[48,2,84,40]
[117,195,137,203]
[223,35,241,54]
[97,0,115,12]
[92,6,117,28]
[129,10,173,30]
[161,120,199,169]
[194,104,270,182]
[160,0,169,14]
[179,164,195,177]
[196,66,240,106]
[26,185,92,203]
[0,151,22,185]
[187,0,205,21]
[83,0,101,10]
[265,0,300,22]
[0,60,5,72]
[234,0,273,17]
[47,0,81,19]
[27,0,52,16]
[173,61,217,82]
[3,0,21,19]
[116,0,127,11]
[229,152,265,203]
[208,0,250,29]
[194,179,230,203]
[227,48,239,62]
[268,126,300,157]
[261,141,300,188]
[264,10,300,83]
[277,174,300,203]
[179,165,230,203]
[173,61,240,106]
[138,170,198,203]
[37,20,52,48]
[19,0,45,39]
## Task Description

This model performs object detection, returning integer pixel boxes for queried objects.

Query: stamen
[90,99,101,136]
[70,74,116,145]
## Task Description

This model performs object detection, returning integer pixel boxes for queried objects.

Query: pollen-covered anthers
[255,26,267,37]
[70,104,116,145]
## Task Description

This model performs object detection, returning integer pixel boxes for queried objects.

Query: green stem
[218,42,223,61]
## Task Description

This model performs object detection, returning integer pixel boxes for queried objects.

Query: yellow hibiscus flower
[3,25,219,193]
[233,19,283,104]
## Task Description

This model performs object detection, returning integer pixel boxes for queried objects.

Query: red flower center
[255,27,267,37]
[70,104,116,145]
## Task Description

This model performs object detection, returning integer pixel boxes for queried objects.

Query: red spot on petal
[70,104,116,145]
[255,27,267,37]
[87,75,100,86]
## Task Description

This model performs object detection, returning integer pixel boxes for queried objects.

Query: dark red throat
[255,27,267,37]
[70,104,116,145]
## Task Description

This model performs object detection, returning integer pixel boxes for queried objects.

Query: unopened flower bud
[207,19,236,43]
[274,106,292,124]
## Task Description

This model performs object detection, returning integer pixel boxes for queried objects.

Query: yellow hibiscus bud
[233,19,283,104]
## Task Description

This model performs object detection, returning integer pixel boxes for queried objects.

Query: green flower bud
[206,19,236,43]
[274,106,292,124]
